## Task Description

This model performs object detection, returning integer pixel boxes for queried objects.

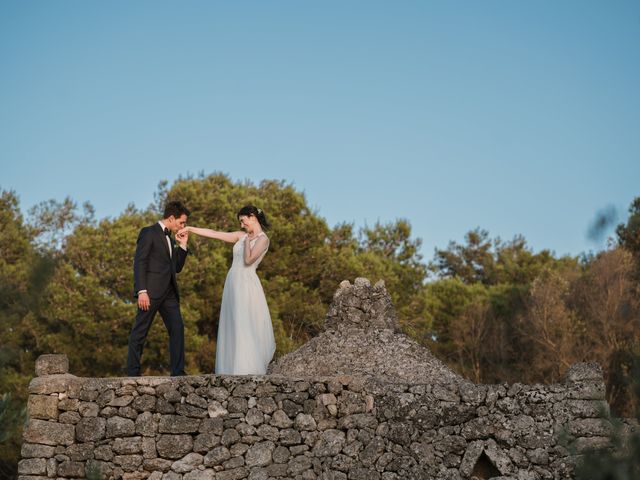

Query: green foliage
[0,393,25,444]
[432,228,574,286]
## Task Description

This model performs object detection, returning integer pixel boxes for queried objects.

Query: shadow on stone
[471,451,501,480]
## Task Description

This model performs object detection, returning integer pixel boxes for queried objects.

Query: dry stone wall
[18,280,615,479]
[19,356,611,480]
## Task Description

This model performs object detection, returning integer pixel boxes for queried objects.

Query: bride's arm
[244,235,269,265]
[185,227,244,243]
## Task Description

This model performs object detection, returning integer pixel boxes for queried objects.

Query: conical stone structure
[268,278,468,385]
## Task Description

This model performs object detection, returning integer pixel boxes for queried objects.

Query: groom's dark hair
[163,201,191,219]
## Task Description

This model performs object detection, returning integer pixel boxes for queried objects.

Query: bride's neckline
[245,231,265,241]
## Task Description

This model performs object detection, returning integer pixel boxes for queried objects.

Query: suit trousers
[127,286,185,376]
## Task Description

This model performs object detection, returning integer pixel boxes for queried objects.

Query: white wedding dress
[215,232,276,375]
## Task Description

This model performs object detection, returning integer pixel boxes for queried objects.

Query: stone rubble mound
[268,278,468,385]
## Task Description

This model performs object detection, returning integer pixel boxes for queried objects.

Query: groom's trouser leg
[127,299,162,376]
[158,289,185,376]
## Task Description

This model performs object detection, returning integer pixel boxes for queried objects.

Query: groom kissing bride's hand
[176,229,189,245]
[127,200,191,377]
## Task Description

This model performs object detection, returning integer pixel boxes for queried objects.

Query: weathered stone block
[288,455,313,475]
[141,436,156,459]
[161,470,182,480]
[143,457,173,472]
[21,443,55,459]
[18,458,47,475]
[66,443,95,461]
[280,428,302,446]
[58,398,79,411]
[313,429,346,456]
[272,445,290,463]
[27,395,58,420]
[156,434,194,459]
[228,396,249,414]
[295,413,317,431]
[176,402,208,418]
[171,452,204,473]
[193,432,221,452]
[216,467,248,480]
[270,410,293,428]
[109,395,134,407]
[185,392,208,408]
[246,408,264,426]
[564,363,604,383]
[76,416,106,442]
[200,417,225,434]
[113,454,143,471]
[158,414,201,433]
[28,374,80,395]
[569,418,613,437]
[266,463,289,477]
[208,400,228,418]
[58,410,81,424]
[35,354,69,376]
[230,442,250,457]
[338,413,378,430]
[568,381,607,400]
[221,428,241,446]
[528,447,549,465]
[460,383,487,404]
[132,394,156,412]
[135,411,158,436]
[23,419,75,446]
[203,446,231,466]
[94,445,114,461]
[566,399,609,418]
[245,441,275,467]
[113,436,142,454]
[57,460,85,477]
[106,416,136,437]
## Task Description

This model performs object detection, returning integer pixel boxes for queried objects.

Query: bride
[181,205,276,375]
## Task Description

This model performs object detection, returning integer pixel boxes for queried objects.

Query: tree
[0,190,42,478]
[517,269,582,383]
[617,196,640,276]
[571,248,640,415]
[432,228,575,286]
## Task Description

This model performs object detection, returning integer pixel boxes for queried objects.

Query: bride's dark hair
[237,205,270,231]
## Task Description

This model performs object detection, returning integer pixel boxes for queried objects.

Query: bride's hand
[176,229,189,246]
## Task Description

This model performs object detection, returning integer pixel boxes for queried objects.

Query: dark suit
[127,222,188,376]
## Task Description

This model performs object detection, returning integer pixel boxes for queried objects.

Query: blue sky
[1,1,638,259]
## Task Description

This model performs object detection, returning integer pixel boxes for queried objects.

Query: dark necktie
[164,227,173,256]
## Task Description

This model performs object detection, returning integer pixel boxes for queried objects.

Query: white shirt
[158,220,173,257]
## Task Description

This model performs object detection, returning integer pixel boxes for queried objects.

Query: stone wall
[18,280,616,479]
[19,355,611,480]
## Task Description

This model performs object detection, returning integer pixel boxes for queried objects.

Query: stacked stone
[19,354,612,480]
[268,278,467,385]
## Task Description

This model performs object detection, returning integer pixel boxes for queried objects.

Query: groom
[127,200,190,377]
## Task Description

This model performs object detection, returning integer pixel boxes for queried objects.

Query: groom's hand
[176,230,189,248]
[138,292,150,311]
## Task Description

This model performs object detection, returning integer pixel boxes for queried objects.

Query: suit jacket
[133,223,188,301]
